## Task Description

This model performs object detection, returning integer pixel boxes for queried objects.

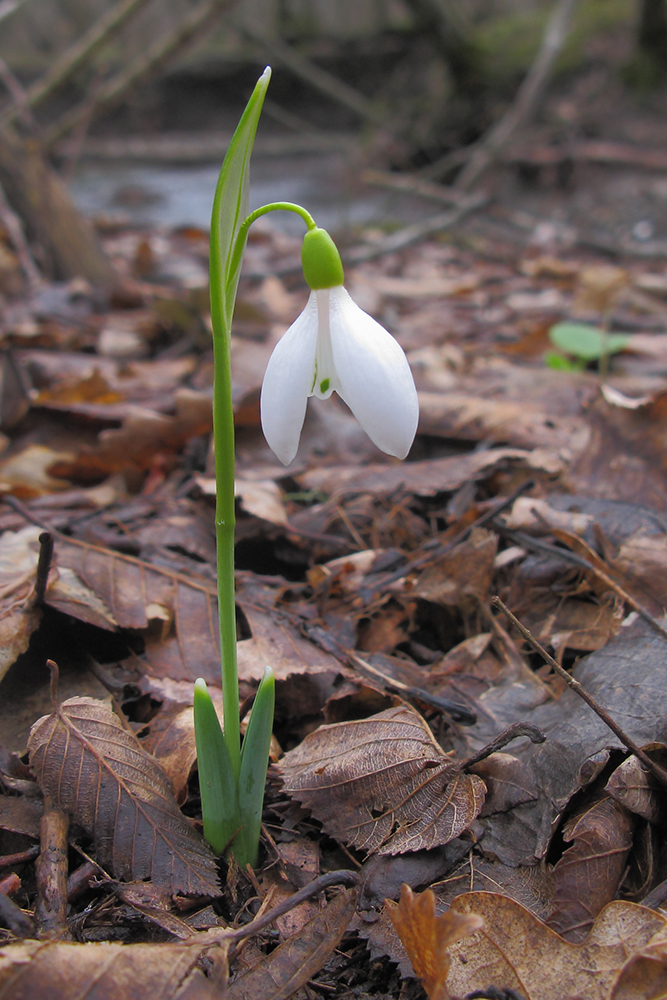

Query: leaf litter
[6,209,667,999]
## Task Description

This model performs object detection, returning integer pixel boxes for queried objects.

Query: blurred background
[0,0,666,278]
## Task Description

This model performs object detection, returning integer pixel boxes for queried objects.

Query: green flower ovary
[301,228,344,290]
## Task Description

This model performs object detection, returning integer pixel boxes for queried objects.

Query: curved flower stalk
[261,228,419,465]
[195,68,419,871]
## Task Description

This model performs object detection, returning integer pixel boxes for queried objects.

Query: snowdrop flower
[260,227,419,465]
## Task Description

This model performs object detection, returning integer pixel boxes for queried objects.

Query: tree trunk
[0,126,116,288]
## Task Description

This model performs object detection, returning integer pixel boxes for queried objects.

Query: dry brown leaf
[546,795,634,942]
[50,388,212,480]
[412,527,497,611]
[226,887,357,1000]
[417,390,589,454]
[606,754,663,824]
[140,704,199,804]
[45,537,342,684]
[28,695,219,898]
[386,884,484,1000]
[297,447,560,497]
[445,891,667,1000]
[611,929,667,999]
[277,704,486,855]
[0,526,43,684]
[469,752,539,818]
[0,938,219,1000]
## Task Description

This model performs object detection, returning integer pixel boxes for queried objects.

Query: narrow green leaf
[549,322,630,361]
[210,66,271,336]
[235,666,276,868]
[194,678,239,856]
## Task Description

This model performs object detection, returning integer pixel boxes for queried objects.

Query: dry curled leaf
[445,891,667,1000]
[386,884,483,1000]
[277,704,486,855]
[0,938,220,1000]
[546,794,634,943]
[27,694,219,898]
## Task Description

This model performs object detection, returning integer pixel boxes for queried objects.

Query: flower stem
[210,200,314,783]
[227,202,316,284]
[210,246,241,783]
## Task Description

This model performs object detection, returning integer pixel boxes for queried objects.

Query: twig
[347,650,477,725]
[225,870,358,946]
[344,192,488,263]
[0,846,40,870]
[0,58,36,130]
[34,796,70,939]
[461,722,545,770]
[33,532,54,606]
[425,0,580,187]
[491,596,667,788]
[0,0,154,130]
[362,168,476,207]
[0,891,33,938]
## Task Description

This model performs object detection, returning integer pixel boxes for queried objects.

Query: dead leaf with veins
[546,794,634,942]
[277,704,486,855]
[28,692,219,898]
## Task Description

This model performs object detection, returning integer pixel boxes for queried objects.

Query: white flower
[260,285,419,465]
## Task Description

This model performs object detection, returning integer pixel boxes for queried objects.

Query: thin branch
[345,192,488,264]
[236,23,384,125]
[491,596,667,789]
[0,0,154,130]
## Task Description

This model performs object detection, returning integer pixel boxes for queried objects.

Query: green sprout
[195,67,419,868]
[546,322,630,372]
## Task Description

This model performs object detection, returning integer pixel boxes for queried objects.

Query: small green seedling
[547,321,630,371]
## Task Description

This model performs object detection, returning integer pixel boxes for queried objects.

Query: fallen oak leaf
[27,662,219,899]
[386,884,483,1000]
[445,891,667,1000]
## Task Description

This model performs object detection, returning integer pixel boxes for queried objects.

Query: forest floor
[2,61,667,1000]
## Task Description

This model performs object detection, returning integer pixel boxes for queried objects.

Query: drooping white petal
[260,291,318,465]
[328,286,419,459]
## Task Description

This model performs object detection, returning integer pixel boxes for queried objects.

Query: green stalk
[198,67,324,867]
[208,69,273,780]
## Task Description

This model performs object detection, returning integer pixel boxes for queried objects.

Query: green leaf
[210,66,271,336]
[549,322,630,361]
[194,678,239,856]
[544,351,584,371]
[235,666,275,868]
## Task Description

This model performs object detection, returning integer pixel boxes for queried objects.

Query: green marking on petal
[320,377,330,393]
